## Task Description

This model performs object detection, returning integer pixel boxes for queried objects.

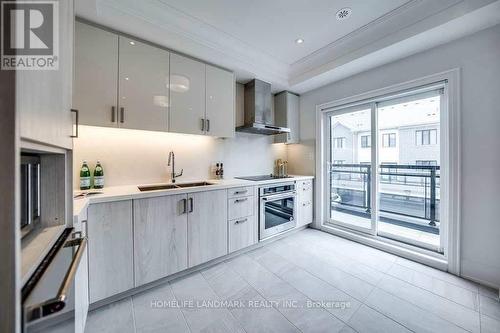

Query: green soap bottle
[93,161,104,189]
[80,161,91,190]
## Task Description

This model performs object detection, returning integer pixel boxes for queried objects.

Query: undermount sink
[175,181,214,188]
[138,181,214,192]
[138,184,179,191]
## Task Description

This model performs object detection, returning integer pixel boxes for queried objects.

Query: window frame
[416,129,438,145]
[361,135,371,148]
[333,137,346,149]
[382,133,396,147]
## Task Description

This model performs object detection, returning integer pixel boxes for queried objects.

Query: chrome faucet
[167,151,183,183]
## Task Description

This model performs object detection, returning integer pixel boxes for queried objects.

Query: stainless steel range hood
[236,79,290,135]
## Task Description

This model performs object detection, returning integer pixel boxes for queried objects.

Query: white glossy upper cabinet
[74,22,118,128]
[205,65,235,138]
[169,54,206,135]
[118,37,169,131]
[18,0,74,149]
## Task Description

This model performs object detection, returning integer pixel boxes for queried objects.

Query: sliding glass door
[328,104,376,234]
[325,84,445,252]
[376,91,442,251]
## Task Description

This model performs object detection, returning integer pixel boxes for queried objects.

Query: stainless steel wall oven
[21,154,41,238]
[259,182,297,240]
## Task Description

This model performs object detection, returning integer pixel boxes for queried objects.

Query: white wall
[73,83,287,187]
[289,24,500,287]
[73,126,287,187]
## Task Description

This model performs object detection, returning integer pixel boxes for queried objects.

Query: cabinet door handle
[71,109,79,138]
[201,118,205,132]
[206,119,210,132]
[234,198,248,203]
[120,107,125,123]
[235,218,247,224]
[111,106,116,122]
[181,198,187,214]
[188,197,194,213]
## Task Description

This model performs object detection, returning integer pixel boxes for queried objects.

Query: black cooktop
[235,174,292,181]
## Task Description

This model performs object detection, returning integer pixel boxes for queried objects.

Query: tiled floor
[84,228,500,333]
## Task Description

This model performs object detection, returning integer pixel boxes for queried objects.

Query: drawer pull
[234,198,248,203]
[234,190,248,195]
[235,218,248,224]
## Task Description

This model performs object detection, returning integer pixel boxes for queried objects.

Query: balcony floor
[331,210,440,249]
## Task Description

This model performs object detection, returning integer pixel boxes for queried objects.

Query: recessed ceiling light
[336,7,352,21]
[295,38,304,44]
[129,41,135,45]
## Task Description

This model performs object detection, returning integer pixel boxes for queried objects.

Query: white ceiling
[157,0,409,65]
[76,0,500,93]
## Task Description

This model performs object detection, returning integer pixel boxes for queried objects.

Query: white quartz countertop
[73,175,314,219]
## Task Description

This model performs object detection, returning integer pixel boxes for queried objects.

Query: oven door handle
[261,192,296,201]
[25,236,87,322]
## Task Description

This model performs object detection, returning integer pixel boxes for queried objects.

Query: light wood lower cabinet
[229,215,256,253]
[85,189,256,301]
[228,196,254,220]
[74,243,89,333]
[188,190,228,267]
[87,200,134,303]
[227,186,254,198]
[75,220,89,333]
[228,187,257,253]
[133,195,188,286]
[297,180,314,227]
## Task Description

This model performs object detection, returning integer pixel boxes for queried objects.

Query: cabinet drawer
[229,215,256,253]
[228,186,254,198]
[298,179,313,203]
[300,189,313,203]
[228,196,254,220]
[298,201,313,227]
[298,180,313,191]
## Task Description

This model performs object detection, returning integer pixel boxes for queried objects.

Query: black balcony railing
[330,164,440,226]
